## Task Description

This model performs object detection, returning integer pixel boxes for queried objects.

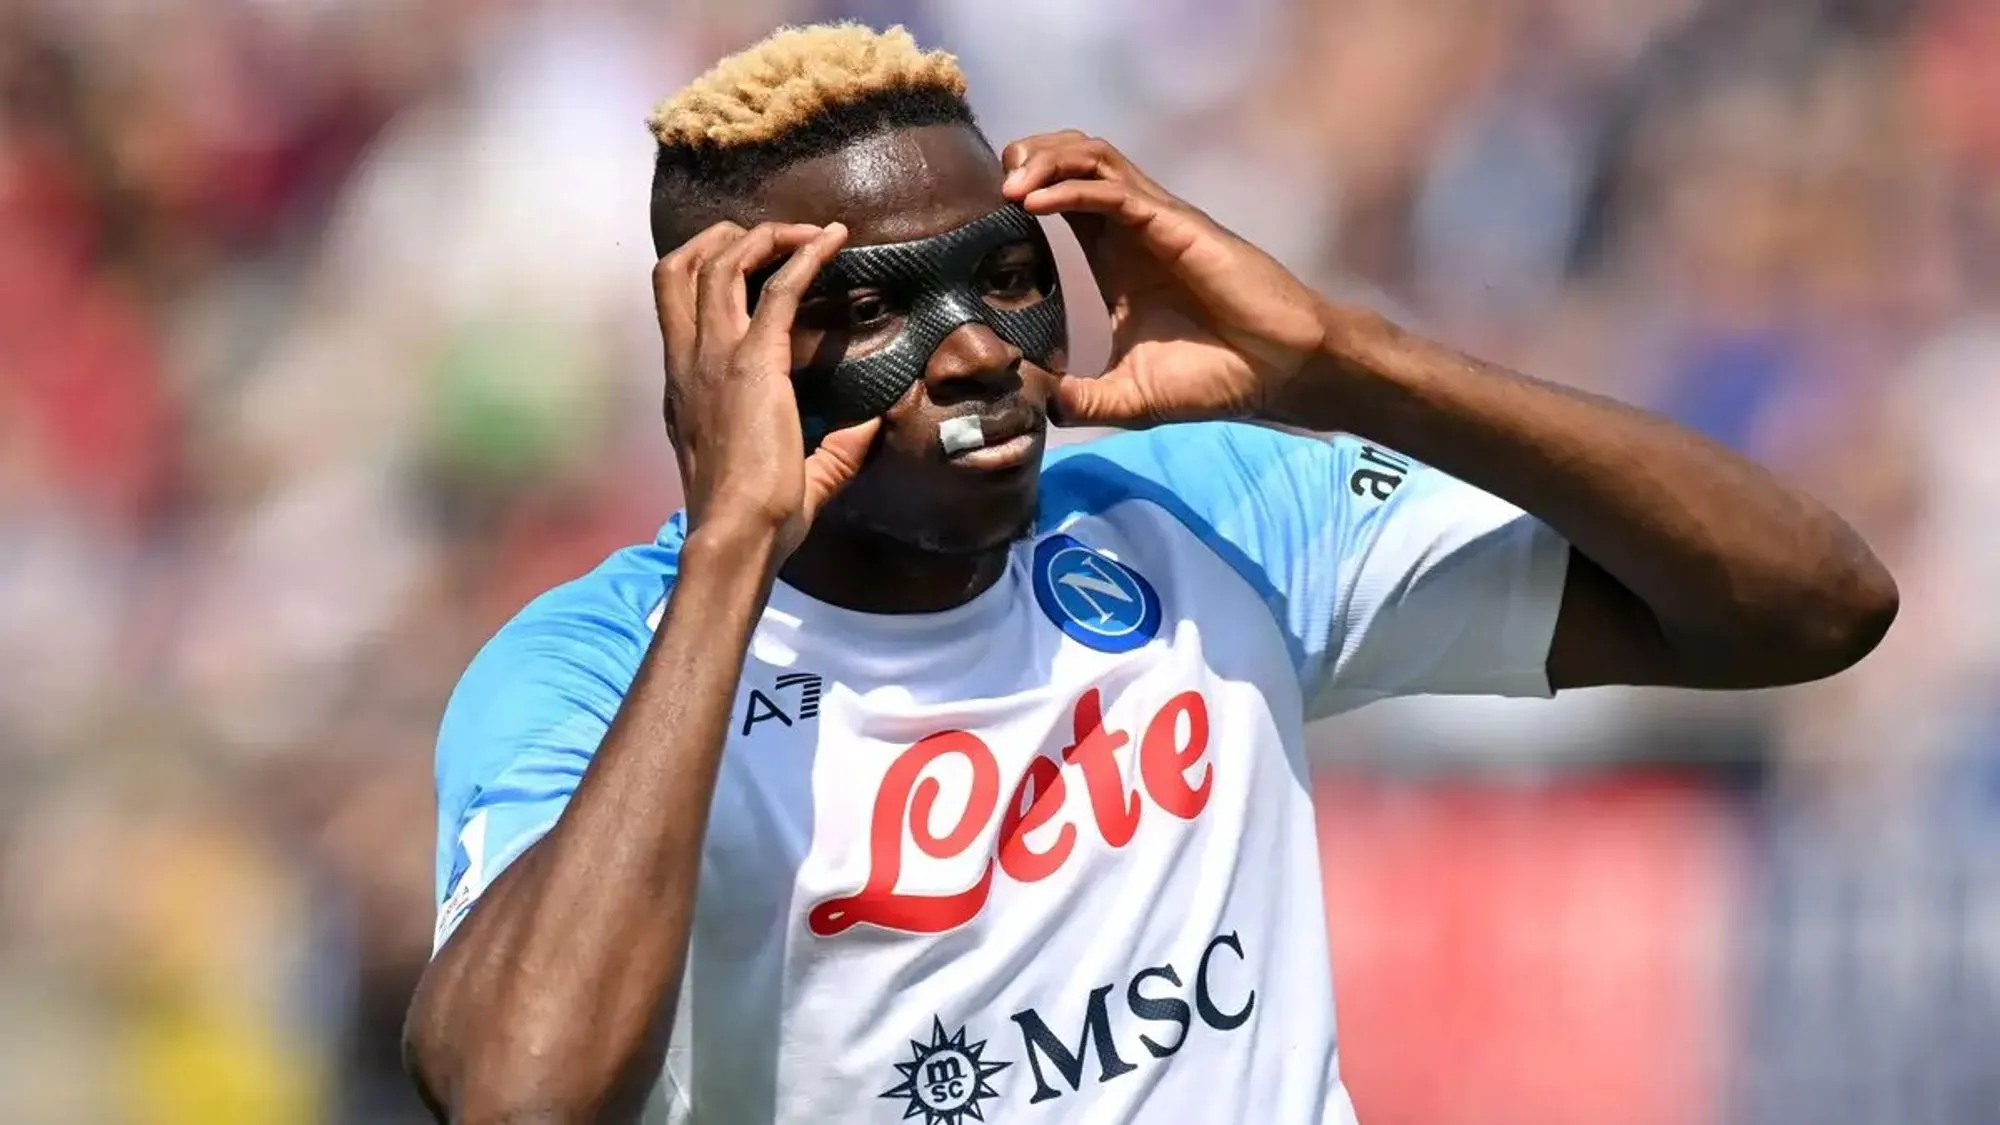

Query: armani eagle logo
[881,1017,1011,1124]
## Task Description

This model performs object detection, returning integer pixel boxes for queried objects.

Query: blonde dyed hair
[648,23,968,150]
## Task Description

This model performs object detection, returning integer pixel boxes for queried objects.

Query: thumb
[1053,372,1155,429]
[801,417,881,519]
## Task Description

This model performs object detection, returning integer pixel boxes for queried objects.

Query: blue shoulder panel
[432,515,684,909]
[1038,422,1368,692]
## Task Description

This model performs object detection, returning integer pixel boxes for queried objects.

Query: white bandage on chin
[938,415,986,455]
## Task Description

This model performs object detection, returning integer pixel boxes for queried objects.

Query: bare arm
[1273,309,1899,690]
[402,220,873,1123]
[998,130,1897,694]
[405,527,780,1123]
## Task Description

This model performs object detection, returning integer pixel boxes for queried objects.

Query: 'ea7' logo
[742,672,824,735]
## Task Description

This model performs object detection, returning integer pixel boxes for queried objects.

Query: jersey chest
[693,534,1301,954]
[662,518,1325,1123]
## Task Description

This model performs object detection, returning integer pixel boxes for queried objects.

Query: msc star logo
[881,1017,1011,1124]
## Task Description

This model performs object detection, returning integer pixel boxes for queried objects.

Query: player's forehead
[753,123,1004,248]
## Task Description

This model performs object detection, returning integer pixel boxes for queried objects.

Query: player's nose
[922,322,1023,406]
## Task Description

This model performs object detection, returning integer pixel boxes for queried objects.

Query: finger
[800,416,881,520]
[1051,372,1164,430]
[696,222,825,343]
[1003,134,1166,201]
[657,220,749,292]
[657,221,750,327]
[657,222,747,372]
[1025,179,1213,276]
[1000,130,1090,174]
[1003,143,1115,201]
[1018,176,1156,288]
[695,221,818,337]
[1022,178,1160,225]
[745,223,849,340]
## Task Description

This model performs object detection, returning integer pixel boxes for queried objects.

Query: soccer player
[404,23,1896,1125]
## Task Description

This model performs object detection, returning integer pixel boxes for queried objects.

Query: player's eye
[979,243,1049,307]
[796,289,902,364]
[986,265,1037,297]
[799,290,897,333]
[845,291,894,331]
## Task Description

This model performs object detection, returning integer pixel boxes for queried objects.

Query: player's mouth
[943,403,1046,472]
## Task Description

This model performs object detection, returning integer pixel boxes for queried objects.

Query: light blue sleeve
[430,530,681,952]
[1040,423,1570,718]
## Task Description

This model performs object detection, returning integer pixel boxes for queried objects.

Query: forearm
[411,526,782,1123]
[1272,307,1897,682]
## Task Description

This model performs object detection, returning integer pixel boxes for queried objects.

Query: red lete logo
[807,688,1214,937]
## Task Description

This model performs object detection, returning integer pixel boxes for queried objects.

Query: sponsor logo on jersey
[1031,534,1162,654]
[881,1018,1011,1125]
[887,929,1255,1111]
[742,671,825,735]
[1347,444,1413,503]
[807,685,1213,937]
[1010,929,1257,1104]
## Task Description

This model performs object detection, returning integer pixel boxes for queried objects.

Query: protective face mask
[767,204,1067,434]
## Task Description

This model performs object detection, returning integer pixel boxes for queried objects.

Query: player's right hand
[654,220,879,558]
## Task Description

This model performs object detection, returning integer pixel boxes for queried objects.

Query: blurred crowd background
[3,0,1998,1122]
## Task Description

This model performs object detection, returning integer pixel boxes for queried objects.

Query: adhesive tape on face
[938,415,986,455]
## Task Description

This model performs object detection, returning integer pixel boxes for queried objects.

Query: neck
[779,523,1013,615]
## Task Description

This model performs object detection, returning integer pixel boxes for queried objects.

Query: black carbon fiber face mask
[772,204,1067,431]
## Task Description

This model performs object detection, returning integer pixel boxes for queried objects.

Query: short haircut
[647,23,983,255]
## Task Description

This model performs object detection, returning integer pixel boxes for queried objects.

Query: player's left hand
[1001,131,1329,428]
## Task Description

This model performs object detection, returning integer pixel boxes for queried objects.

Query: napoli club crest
[881,1018,1011,1123]
[1031,533,1163,654]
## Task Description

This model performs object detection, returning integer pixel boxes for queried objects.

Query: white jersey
[431,422,1569,1124]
